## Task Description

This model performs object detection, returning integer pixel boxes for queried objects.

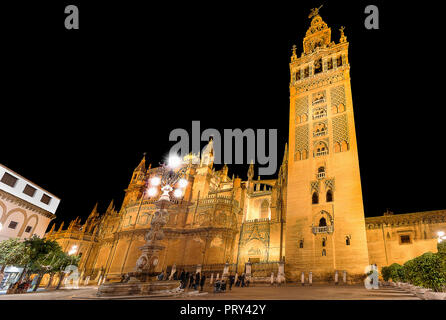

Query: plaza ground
[0,284,420,300]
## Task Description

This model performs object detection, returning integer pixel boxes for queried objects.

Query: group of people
[153,269,254,293]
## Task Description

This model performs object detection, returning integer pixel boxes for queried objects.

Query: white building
[0,163,60,242]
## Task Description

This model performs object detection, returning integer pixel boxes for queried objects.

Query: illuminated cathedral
[44,9,446,285]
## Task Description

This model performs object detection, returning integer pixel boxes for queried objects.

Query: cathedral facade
[44,11,446,285]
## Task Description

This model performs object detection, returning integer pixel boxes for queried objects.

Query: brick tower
[285,7,369,282]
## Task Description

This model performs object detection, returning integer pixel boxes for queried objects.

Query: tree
[53,251,81,290]
[0,238,28,273]
[23,235,63,291]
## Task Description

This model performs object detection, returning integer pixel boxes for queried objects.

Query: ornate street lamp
[133,155,189,281]
[437,231,446,243]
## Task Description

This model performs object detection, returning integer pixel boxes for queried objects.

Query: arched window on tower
[312,192,319,204]
[319,217,327,227]
[317,167,325,179]
[346,236,351,246]
[322,238,326,247]
[322,249,326,256]
[299,240,304,248]
[326,189,333,202]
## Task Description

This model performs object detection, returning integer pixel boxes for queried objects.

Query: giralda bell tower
[286,7,370,282]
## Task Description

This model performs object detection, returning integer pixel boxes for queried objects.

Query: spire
[247,160,254,181]
[89,202,99,218]
[106,199,115,212]
[58,221,64,231]
[49,223,55,234]
[283,143,288,164]
[135,153,146,172]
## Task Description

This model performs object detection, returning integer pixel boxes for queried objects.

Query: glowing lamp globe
[147,187,158,197]
[438,231,445,238]
[178,178,188,188]
[168,155,182,169]
[173,189,183,198]
[150,176,161,186]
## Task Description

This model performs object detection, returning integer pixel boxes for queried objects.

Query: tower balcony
[312,225,334,234]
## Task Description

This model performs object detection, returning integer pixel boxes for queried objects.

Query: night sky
[2,1,444,227]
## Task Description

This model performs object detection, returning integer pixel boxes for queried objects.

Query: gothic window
[340,141,349,152]
[424,231,427,239]
[260,200,269,219]
[322,238,326,247]
[326,189,333,202]
[327,58,333,70]
[338,103,345,113]
[299,240,304,248]
[295,70,301,81]
[387,232,391,239]
[317,166,325,179]
[304,67,309,78]
[319,217,327,227]
[322,249,326,256]
[302,150,308,160]
[312,192,319,204]
[314,58,322,74]
[346,236,350,246]
[337,55,343,67]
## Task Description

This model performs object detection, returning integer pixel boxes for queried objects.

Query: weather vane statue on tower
[308,5,323,19]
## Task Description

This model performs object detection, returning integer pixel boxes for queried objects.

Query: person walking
[228,274,235,290]
[189,273,195,289]
[200,274,206,291]
[194,272,201,290]
[179,270,185,289]
[240,273,245,287]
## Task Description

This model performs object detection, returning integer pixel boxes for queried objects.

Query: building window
[25,226,32,233]
[314,58,322,74]
[326,190,333,202]
[322,249,326,256]
[317,167,325,179]
[295,70,301,81]
[400,235,411,244]
[304,67,309,78]
[1,172,18,188]
[319,217,327,227]
[299,240,304,248]
[40,194,52,205]
[23,184,37,197]
[337,55,343,67]
[312,192,319,204]
[327,58,333,70]
[322,238,326,247]
[346,236,351,246]
[8,221,18,229]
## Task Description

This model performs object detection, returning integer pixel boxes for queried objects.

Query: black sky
[1,1,444,227]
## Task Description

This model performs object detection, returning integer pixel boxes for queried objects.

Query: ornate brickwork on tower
[286,7,370,282]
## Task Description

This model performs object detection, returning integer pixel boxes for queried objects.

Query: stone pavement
[0,284,420,300]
